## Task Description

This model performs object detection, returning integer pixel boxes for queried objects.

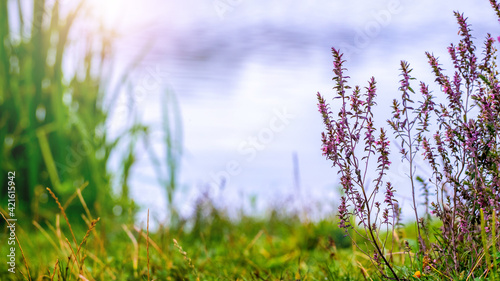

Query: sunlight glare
[87,0,157,32]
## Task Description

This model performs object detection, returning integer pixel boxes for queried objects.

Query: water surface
[89,0,498,221]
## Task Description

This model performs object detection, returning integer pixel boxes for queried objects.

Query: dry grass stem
[77,218,100,257]
[77,188,93,221]
[62,182,89,210]
[134,226,164,257]
[147,209,151,281]
[122,224,139,274]
[47,187,78,246]
[50,259,59,281]
[1,211,32,281]
[65,238,81,277]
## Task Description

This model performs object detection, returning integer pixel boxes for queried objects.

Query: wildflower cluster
[317,48,400,280]
[421,11,500,274]
[318,1,500,279]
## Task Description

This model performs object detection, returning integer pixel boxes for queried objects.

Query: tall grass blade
[480,208,494,279]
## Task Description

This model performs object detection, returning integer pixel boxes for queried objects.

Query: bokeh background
[2,0,498,224]
[99,0,497,222]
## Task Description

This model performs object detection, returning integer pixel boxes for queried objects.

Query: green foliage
[0,192,359,280]
[0,0,143,219]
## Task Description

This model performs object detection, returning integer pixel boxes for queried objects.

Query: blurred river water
[85,0,498,221]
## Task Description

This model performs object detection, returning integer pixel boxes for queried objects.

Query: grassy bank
[0,187,364,281]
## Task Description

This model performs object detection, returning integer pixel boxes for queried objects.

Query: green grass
[1,186,479,280]
[1,188,364,280]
